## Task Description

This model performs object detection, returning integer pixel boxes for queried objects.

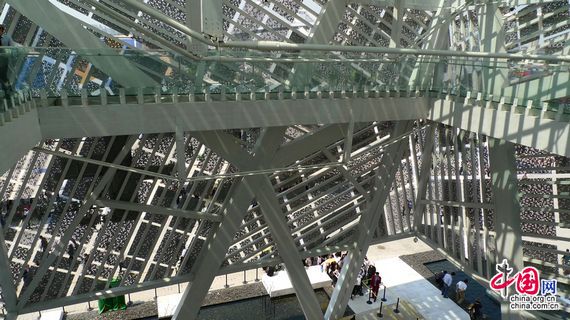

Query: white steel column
[172,127,285,320]
[0,229,18,318]
[186,0,222,54]
[290,0,347,87]
[412,125,436,232]
[187,128,325,319]
[325,121,414,320]
[175,126,187,180]
[253,176,324,319]
[408,0,450,88]
[488,137,523,320]
[478,3,508,98]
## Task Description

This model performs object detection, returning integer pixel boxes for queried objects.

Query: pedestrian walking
[456,278,469,304]
[442,271,455,298]
[369,272,382,302]
[40,236,48,252]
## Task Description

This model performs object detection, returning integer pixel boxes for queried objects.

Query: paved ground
[347,257,469,320]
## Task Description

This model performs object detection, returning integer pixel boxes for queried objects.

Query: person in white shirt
[456,279,469,304]
[441,271,455,298]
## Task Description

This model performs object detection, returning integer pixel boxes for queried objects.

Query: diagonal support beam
[479,2,508,97]
[273,124,353,168]
[408,0,450,88]
[325,121,414,320]
[189,128,324,319]
[172,127,286,320]
[412,125,436,232]
[252,176,324,319]
[175,126,187,180]
[289,0,347,87]
[0,229,18,317]
[488,137,524,319]
[94,199,222,222]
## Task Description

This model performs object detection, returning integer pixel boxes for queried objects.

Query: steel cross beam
[352,0,446,10]
[0,228,18,318]
[272,124,354,168]
[325,121,414,320]
[488,137,524,319]
[188,129,324,319]
[289,0,347,87]
[479,2,508,98]
[408,0,451,88]
[412,125,436,232]
[172,127,286,320]
[252,176,324,319]
[94,199,222,222]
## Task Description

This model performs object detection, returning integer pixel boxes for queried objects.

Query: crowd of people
[303,254,384,302]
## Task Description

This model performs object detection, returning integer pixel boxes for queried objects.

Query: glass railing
[1,47,568,114]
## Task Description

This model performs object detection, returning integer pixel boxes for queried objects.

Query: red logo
[490,259,540,298]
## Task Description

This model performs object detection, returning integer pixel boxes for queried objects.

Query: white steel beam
[94,199,222,222]
[412,125,436,232]
[172,127,286,320]
[488,137,524,320]
[351,0,445,10]
[252,176,324,319]
[408,0,451,88]
[488,138,524,268]
[37,97,429,139]
[175,125,187,180]
[478,2,508,97]
[0,229,18,317]
[273,124,353,168]
[429,98,570,158]
[7,0,158,88]
[186,0,222,54]
[191,129,325,318]
[0,109,41,177]
[389,0,404,49]
[290,0,347,87]
[325,121,414,320]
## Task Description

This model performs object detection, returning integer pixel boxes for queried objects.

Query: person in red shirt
[369,272,382,302]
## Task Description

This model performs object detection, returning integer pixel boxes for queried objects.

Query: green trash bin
[98,277,127,314]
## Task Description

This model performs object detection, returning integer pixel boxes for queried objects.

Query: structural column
[325,121,414,320]
[408,0,450,89]
[253,176,324,319]
[412,125,436,233]
[488,137,523,320]
[172,128,285,320]
[478,2,507,98]
[0,230,18,319]
[289,0,346,87]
